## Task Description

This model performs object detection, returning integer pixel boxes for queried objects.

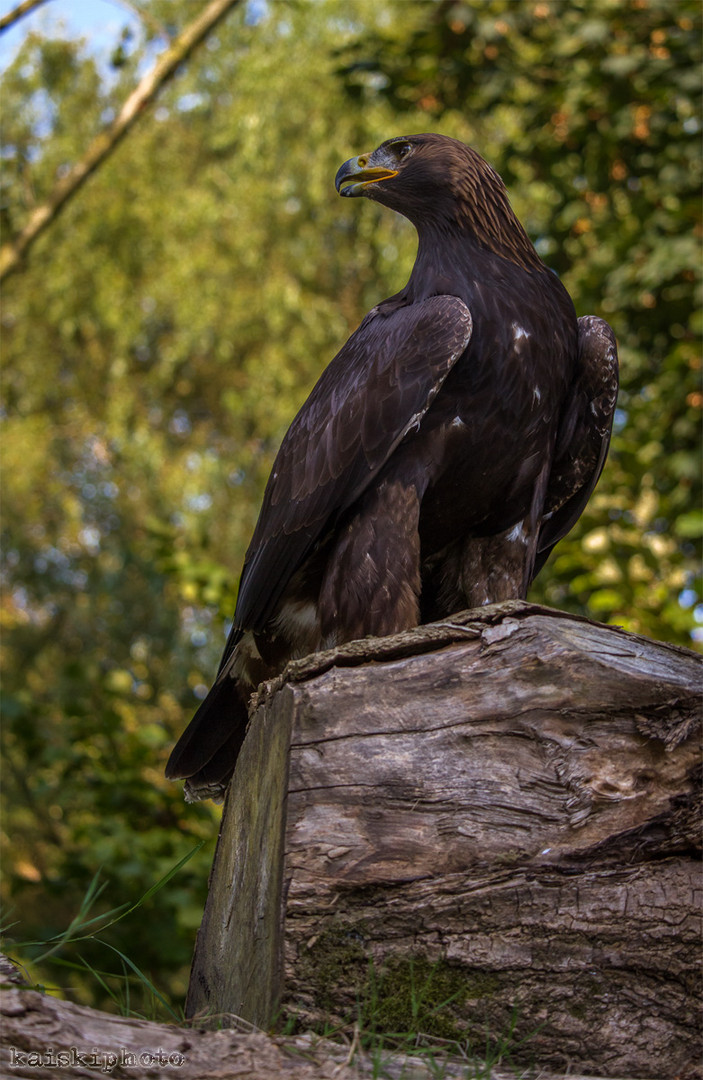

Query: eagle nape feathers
[166,133,618,802]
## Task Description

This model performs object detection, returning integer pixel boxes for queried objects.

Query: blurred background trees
[1,0,700,1013]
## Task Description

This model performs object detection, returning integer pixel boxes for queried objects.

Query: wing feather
[232,295,472,641]
[535,315,618,572]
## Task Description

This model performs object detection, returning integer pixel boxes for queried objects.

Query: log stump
[186,602,702,1079]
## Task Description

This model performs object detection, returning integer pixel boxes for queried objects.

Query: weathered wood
[185,686,293,1024]
[0,962,362,1080]
[187,602,702,1079]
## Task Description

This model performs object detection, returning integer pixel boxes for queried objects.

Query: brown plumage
[166,134,618,802]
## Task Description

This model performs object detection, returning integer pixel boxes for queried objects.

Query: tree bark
[186,602,702,1080]
[0,0,242,283]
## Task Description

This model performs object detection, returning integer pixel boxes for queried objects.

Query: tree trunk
[186,602,702,1080]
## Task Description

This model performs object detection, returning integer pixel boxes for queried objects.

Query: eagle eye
[397,143,413,160]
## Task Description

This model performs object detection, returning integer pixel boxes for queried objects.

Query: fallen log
[186,602,702,1080]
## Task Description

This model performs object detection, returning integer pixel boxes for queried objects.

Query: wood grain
[186,686,293,1024]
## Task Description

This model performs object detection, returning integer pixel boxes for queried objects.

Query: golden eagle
[166,134,618,801]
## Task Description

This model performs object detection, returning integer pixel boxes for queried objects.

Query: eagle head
[335,133,539,266]
[336,134,499,213]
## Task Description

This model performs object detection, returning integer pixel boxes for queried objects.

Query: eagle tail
[183,736,244,803]
[165,676,248,802]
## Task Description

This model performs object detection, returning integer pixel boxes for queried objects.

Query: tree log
[186,602,702,1080]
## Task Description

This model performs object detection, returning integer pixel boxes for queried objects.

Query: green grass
[1,843,203,1022]
[279,955,539,1079]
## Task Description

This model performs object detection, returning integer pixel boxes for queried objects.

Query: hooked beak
[335,155,398,197]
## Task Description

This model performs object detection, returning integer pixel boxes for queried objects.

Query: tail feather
[183,733,246,803]
[165,675,248,791]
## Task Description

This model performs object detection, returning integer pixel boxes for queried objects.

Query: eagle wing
[534,315,618,575]
[218,294,472,672]
[165,295,472,787]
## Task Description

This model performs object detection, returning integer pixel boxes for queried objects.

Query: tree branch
[0,0,50,35]
[0,0,242,283]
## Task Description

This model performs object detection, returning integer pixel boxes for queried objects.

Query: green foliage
[4,849,202,1019]
[1,0,700,1011]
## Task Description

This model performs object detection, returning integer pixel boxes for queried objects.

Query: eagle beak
[335,155,398,197]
